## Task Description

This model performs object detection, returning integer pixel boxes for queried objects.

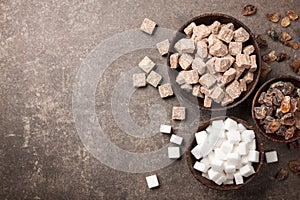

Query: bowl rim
[185,116,264,190]
[251,75,300,143]
[167,13,262,111]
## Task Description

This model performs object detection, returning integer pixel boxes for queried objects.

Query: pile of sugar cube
[192,118,259,185]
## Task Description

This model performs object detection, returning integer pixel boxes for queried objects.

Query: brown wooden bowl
[185,116,264,190]
[167,13,261,111]
[252,75,300,143]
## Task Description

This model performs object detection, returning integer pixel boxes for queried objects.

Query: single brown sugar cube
[174,38,195,54]
[209,40,228,57]
[233,27,250,42]
[204,95,212,108]
[156,39,170,56]
[158,83,173,98]
[221,68,237,84]
[170,53,179,69]
[133,73,146,88]
[236,54,251,68]
[192,57,206,75]
[210,86,225,103]
[239,78,247,92]
[172,106,186,120]
[138,56,156,73]
[199,73,217,88]
[208,21,221,35]
[217,26,234,43]
[184,22,196,37]
[229,42,242,56]
[183,70,199,84]
[146,71,162,87]
[243,45,255,55]
[140,18,157,35]
[179,53,193,70]
[226,80,242,99]
[215,57,232,72]
[193,24,211,40]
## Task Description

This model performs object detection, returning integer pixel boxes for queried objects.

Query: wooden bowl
[185,116,264,190]
[252,75,300,143]
[167,13,261,111]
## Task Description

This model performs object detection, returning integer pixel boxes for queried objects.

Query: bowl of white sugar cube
[167,13,261,110]
[186,116,264,190]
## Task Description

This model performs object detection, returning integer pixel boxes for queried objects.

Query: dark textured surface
[1,0,300,199]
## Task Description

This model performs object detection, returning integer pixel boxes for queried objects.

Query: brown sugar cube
[158,83,173,98]
[172,106,186,120]
[139,56,156,73]
[206,57,217,74]
[243,45,255,55]
[199,73,217,88]
[200,86,213,96]
[249,55,257,72]
[221,93,234,106]
[233,27,250,42]
[176,71,186,85]
[193,24,211,40]
[156,39,170,56]
[229,42,242,56]
[208,21,221,35]
[181,83,193,93]
[179,53,193,70]
[146,71,162,87]
[208,34,219,47]
[204,95,212,108]
[209,40,228,57]
[183,70,199,84]
[133,73,146,88]
[221,68,237,84]
[239,78,247,92]
[210,86,225,103]
[174,38,195,54]
[215,57,232,72]
[225,54,235,66]
[236,54,251,68]
[192,57,206,75]
[226,80,242,99]
[170,53,179,69]
[234,62,246,80]
[140,18,157,35]
[196,40,208,59]
[243,71,254,84]
[184,22,196,37]
[217,26,234,43]
[192,84,204,98]
[223,23,234,30]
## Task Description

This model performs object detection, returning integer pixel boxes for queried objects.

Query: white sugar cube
[224,163,236,174]
[265,151,278,163]
[215,174,227,185]
[170,134,183,145]
[224,118,238,131]
[208,168,222,182]
[239,164,255,177]
[214,148,227,161]
[191,145,204,159]
[241,155,249,165]
[248,150,259,163]
[248,139,256,150]
[212,120,225,132]
[227,153,240,166]
[146,175,159,188]
[220,141,234,154]
[238,142,248,155]
[226,173,234,180]
[226,130,241,144]
[168,147,180,159]
[241,130,255,142]
[160,124,171,134]
[211,159,224,172]
[234,172,244,185]
[238,123,247,133]
[194,161,210,173]
[223,179,234,185]
[195,131,208,145]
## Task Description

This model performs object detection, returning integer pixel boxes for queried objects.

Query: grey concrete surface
[0,0,300,199]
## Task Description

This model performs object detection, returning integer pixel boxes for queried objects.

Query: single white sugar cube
[241,130,255,142]
[170,134,183,145]
[146,175,159,188]
[195,131,208,145]
[215,174,227,185]
[208,168,222,182]
[248,150,259,163]
[214,148,227,161]
[224,163,236,174]
[241,155,249,165]
[160,124,171,134]
[223,179,234,185]
[211,159,224,172]
[168,147,180,159]
[238,123,247,133]
[238,142,248,155]
[226,173,234,180]
[194,161,210,173]
[191,145,204,159]
[227,153,240,166]
[224,118,238,131]
[226,130,241,144]
[212,120,225,134]
[220,141,234,154]
[234,172,244,185]
[265,151,278,163]
[239,164,255,177]
[248,139,256,150]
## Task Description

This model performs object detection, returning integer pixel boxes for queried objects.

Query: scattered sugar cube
[170,134,183,145]
[226,130,241,144]
[191,144,204,159]
[248,150,259,163]
[168,146,180,159]
[172,106,185,120]
[234,172,244,185]
[238,123,247,133]
[211,159,224,172]
[146,175,159,188]
[194,161,210,173]
[156,39,170,56]
[223,179,234,185]
[158,83,173,98]
[170,53,179,69]
[133,73,146,87]
[140,18,157,35]
[239,164,255,177]
[224,118,238,131]
[265,151,278,163]
[146,71,162,87]
[160,124,171,134]
[195,131,208,145]
[238,142,248,156]
[138,56,155,73]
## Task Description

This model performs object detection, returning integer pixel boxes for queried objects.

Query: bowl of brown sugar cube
[167,13,261,110]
